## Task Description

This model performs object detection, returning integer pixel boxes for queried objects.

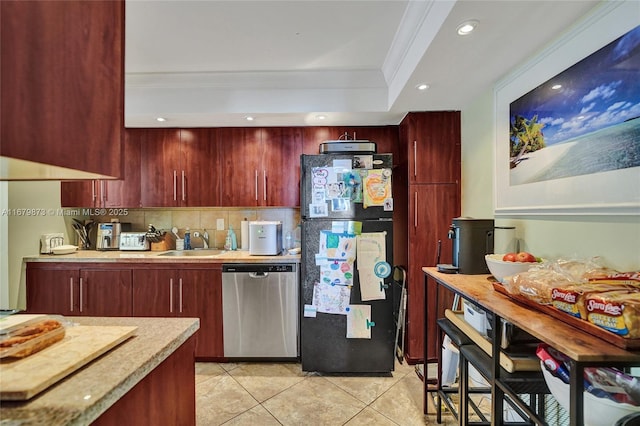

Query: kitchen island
[0,316,199,425]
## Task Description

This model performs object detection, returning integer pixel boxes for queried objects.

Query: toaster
[40,233,65,254]
[119,232,150,251]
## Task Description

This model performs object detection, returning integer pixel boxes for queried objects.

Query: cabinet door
[178,268,223,358]
[180,129,220,206]
[102,131,142,208]
[80,269,132,316]
[61,181,100,208]
[262,127,302,207]
[405,112,461,184]
[139,129,183,207]
[132,270,176,316]
[61,134,141,208]
[25,268,78,315]
[406,184,459,362]
[302,126,332,154]
[1,1,124,178]
[218,128,262,206]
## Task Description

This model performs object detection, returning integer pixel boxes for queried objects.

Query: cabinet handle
[169,278,174,313]
[173,170,177,201]
[70,277,74,312]
[263,170,267,202]
[414,191,418,228]
[179,278,183,313]
[101,180,107,203]
[255,170,259,201]
[91,181,97,202]
[79,277,84,313]
[181,170,186,202]
[413,140,417,178]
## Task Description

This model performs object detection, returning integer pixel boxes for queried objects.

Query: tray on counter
[491,279,640,350]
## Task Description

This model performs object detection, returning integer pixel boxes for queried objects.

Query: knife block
[150,233,176,252]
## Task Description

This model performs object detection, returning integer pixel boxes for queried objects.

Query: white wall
[7,182,69,309]
[0,182,8,309]
[461,1,640,272]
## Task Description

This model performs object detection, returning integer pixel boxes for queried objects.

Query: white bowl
[541,362,640,426]
[485,254,538,283]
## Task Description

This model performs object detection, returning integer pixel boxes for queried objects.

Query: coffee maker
[438,217,494,274]
[96,220,130,250]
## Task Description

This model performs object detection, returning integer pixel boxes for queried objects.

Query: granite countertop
[24,249,301,264]
[0,316,199,426]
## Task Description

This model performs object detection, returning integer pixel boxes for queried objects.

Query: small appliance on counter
[249,221,282,255]
[119,232,149,251]
[438,217,494,274]
[96,220,130,251]
[40,233,64,254]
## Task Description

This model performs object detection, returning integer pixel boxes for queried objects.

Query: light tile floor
[195,360,458,425]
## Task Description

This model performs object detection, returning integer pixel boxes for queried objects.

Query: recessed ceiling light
[245,116,255,121]
[316,115,326,120]
[457,20,478,36]
[156,117,166,122]
[416,83,430,91]
[551,84,562,90]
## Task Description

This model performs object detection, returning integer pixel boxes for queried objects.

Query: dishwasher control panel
[222,263,296,273]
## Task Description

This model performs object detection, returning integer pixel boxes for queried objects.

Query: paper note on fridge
[363,169,392,208]
[356,232,388,301]
[312,281,351,315]
[303,304,317,318]
[346,305,372,339]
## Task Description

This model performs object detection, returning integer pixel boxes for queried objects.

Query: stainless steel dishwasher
[222,263,299,359]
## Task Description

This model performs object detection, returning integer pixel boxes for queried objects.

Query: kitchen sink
[157,249,226,257]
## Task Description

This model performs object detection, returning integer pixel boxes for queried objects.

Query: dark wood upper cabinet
[302,126,399,156]
[218,128,262,207]
[218,127,301,207]
[1,1,124,179]
[405,111,461,184]
[262,127,303,207]
[61,130,142,208]
[179,129,220,206]
[139,128,219,207]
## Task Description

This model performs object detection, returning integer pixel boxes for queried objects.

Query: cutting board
[0,325,137,401]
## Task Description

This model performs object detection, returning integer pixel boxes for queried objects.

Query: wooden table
[423,267,640,426]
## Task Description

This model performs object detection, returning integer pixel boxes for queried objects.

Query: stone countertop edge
[0,316,200,426]
[23,249,301,263]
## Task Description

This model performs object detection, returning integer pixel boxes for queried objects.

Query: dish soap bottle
[184,228,191,250]
[228,225,238,250]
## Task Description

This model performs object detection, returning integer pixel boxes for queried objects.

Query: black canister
[450,218,495,274]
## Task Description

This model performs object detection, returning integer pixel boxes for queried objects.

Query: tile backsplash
[65,208,300,250]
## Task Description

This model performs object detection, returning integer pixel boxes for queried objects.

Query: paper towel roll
[240,220,249,250]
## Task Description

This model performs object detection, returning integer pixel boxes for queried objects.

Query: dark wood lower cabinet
[132,266,223,360]
[25,262,223,360]
[26,265,132,316]
[405,184,459,363]
[93,335,196,426]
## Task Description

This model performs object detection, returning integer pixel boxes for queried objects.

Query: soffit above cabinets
[124,0,600,128]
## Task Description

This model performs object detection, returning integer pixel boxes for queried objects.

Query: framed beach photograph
[494,19,640,215]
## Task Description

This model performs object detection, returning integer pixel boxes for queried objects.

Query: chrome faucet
[202,229,210,249]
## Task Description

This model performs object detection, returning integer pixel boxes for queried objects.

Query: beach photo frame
[494,3,640,216]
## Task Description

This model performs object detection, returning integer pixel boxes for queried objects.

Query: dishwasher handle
[249,272,268,279]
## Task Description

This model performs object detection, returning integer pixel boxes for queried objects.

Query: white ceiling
[124,0,601,128]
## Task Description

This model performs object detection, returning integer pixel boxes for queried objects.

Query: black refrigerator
[300,153,395,373]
